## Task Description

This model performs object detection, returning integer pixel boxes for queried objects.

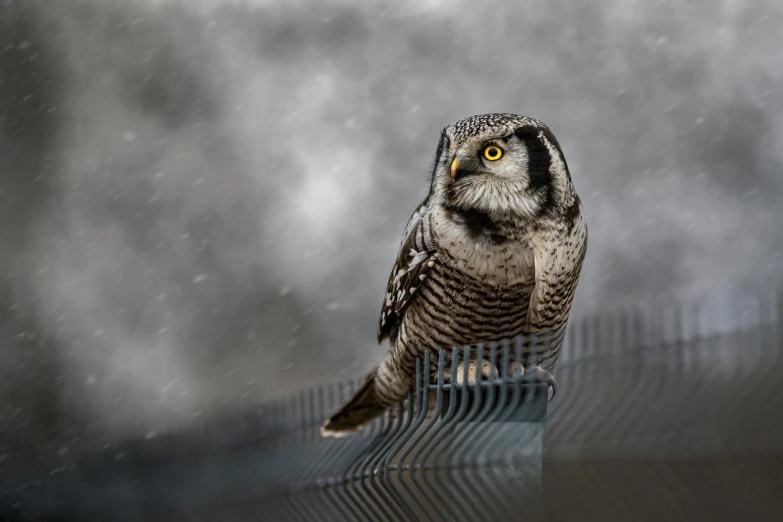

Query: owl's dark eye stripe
[514,124,555,211]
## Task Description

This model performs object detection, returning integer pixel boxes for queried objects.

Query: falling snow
[1,0,782,467]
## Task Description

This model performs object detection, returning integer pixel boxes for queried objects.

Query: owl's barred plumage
[322,113,587,436]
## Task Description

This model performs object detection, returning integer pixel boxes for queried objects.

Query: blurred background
[2,0,783,507]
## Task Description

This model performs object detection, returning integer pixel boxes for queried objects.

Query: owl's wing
[377,199,438,343]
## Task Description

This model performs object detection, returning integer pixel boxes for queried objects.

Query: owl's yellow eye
[483,145,503,161]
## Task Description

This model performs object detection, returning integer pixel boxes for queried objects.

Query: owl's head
[429,113,575,222]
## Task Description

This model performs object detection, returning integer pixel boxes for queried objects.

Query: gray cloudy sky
[2,0,782,446]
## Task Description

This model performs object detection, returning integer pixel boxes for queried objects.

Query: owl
[321,113,587,436]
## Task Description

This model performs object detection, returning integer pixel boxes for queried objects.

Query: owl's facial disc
[449,145,494,184]
[443,135,545,218]
[433,114,572,222]
[450,144,504,182]
[449,138,516,185]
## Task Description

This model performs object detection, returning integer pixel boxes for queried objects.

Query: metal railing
[3,289,783,521]
[250,344,551,522]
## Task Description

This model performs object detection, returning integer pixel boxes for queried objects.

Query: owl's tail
[321,369,396,437]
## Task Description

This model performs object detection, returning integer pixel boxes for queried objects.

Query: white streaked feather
[409,251,428,267]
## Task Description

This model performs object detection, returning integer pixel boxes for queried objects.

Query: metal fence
[243,344,551,522]
[3,290,783,521]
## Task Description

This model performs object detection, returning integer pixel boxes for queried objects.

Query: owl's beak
[450,155,477,183]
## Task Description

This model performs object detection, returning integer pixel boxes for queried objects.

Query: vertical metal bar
[323,382,364,522]
[387,354,434,520]
[445,344,488,522]
[464,342,510,518]
[354,415,396,522]
[341,414,385,522]
[378,390,418,522]
[408,348,451,521]
[368,405,412,522]
[422,347,462,520]
[304,386,349,522]
[434,345,477,520]
[296,387,342,522]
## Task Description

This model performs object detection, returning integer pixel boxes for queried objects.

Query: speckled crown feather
[446,113,547,141]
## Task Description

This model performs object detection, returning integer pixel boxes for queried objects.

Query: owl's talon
[443,358,496,384]
[523,366,557,401]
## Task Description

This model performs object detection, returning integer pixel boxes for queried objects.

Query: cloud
[1,0,782,448]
